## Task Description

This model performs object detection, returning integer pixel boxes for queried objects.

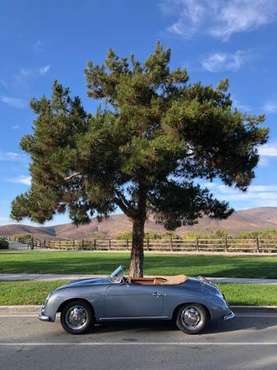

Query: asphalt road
[1,311,277,370]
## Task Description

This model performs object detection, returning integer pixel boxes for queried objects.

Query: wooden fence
[9,237,277,253]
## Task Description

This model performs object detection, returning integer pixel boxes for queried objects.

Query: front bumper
[223,311,235,320]
[38,305,55,322]
[38,313,51,321]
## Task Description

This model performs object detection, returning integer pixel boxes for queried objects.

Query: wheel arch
[171,302,211,321]
[57,298,95,317]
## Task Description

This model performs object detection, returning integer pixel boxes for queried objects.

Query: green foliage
[182,229,230,239]
[238,229,277,239]
[116,230,180,240]
[11,43,268,234]
[15,233,33,244]
[0,238,9,249]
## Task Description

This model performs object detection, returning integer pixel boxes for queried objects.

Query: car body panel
[39,272,234,325]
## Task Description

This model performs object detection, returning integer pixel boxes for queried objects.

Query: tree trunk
[128,217,145,278]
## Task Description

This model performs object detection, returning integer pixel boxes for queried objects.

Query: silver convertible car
[39,266,235,335]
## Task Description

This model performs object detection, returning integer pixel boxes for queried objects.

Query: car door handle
[152,291,166,297]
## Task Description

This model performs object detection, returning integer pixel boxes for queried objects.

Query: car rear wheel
[60,300,94,335]
[176,304,208,334]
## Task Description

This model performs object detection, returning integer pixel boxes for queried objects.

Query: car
[39,265,235,335]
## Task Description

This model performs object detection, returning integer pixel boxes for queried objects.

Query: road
[0,310,277,370]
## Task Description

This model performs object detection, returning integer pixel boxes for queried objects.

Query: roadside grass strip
[1,280,277,306]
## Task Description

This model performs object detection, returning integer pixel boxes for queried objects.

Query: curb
[0,305,277,315]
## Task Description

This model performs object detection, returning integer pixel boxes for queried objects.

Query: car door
[103,283,166,319]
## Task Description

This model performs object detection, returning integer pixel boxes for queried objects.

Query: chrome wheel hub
[65,305,88,330]
[181,307,201,329]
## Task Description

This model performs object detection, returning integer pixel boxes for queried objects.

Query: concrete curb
[0,305,277,315]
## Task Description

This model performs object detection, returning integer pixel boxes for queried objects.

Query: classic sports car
[39,266,235,335]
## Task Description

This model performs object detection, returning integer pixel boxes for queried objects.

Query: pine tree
[11,43,268,277]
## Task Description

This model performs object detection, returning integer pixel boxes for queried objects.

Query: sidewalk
[1,273,277,284]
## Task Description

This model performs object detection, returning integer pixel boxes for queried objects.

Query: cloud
[205,182,277,204]
[0,96,26,109]
[15,65,51,81]
[38,65,51,75]
[201,50,249,72]
[33,40,44,53]
[263,99,277,114]
[0,152,22,161]
[8,175,31,186]
[162,0,277,41]
[259,143,277,157]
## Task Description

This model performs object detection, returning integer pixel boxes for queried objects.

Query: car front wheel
[60,300,94,335]
[176,304,208,334]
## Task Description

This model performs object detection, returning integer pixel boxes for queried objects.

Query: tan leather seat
[129,275,187,285]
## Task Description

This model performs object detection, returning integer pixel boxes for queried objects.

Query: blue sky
[1,0,277,226]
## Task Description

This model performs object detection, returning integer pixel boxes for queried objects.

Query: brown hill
[1,207,277,240]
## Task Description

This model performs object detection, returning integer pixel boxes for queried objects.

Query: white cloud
[8,175,31,186]
[38,65,51,75]
[263,99,277,114]
[15,65,51,82]
[0,152,22,161]
[205,182,277,204]
[33,40,43,53]
[162,0,277,41]
[259,144,277,157]
[201,50,249,72]
[0,96,26,109]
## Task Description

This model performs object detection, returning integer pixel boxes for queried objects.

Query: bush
[0,238,9,249]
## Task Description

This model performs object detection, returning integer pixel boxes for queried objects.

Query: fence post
[256,237,260,253]
[225,236,228,252]
[126,239,129,250]
[170,236,173,252]
[30,237,34,250]
[196,238,199,252]
[109,239,111,250]
[147,238,150,251]
[93,239,96,250]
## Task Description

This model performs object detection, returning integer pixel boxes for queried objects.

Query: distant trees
[11,43,268,277]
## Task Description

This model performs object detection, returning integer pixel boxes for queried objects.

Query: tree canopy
[11,43,268,276]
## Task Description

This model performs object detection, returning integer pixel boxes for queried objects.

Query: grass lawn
[0,280,276,306]
[1,250,277,278]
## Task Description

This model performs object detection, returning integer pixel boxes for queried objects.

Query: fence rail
[3,235,277,253]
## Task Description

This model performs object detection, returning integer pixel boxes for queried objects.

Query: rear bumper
[223,311,235,320]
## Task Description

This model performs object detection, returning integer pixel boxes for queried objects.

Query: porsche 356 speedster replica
[39,266,234,335]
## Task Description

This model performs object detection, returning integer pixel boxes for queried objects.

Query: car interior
[128,275,187,285]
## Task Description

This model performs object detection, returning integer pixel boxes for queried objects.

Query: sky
[1,0,277,226]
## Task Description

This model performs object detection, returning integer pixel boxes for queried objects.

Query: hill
[1,207,277,240]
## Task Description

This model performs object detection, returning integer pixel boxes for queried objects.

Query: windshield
[110,265,124,283]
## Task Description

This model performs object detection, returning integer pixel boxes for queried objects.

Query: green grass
[1,250,277,278]
[219,284,277,306]
[0,280,276,306]
[0,280,69,305]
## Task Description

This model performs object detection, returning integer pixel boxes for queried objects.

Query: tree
[11,43,268,277]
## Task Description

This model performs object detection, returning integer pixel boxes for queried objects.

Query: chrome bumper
[38,313,51,321]
[38,304,53,322]
[224,311,235,320]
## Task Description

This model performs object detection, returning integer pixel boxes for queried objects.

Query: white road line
[0,342,277,346]
[0,314,38,318]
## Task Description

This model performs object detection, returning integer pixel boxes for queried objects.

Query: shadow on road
[80,315,277,336]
